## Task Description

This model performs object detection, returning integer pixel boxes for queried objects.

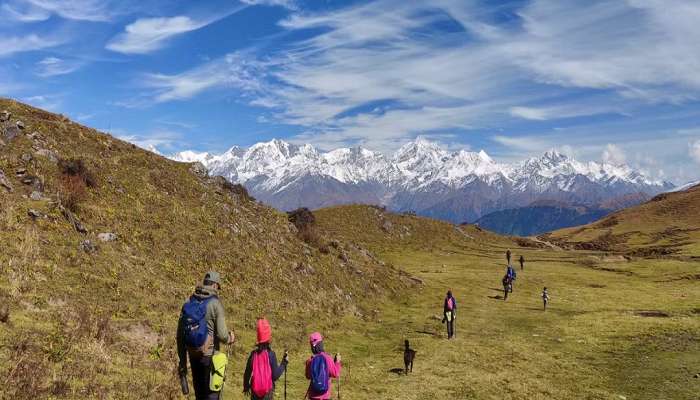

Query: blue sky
[2,0,700,184]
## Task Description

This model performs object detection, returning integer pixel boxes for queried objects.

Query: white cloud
[107,16,211,54]
[601,144,626,165]
[115,129,185,154]
[137,0,700,179]
[690,140,700,164]
[509,107,548,121]
[36,57,82,77]
[0,3,50,22]
[0,34,63,57]
[505,0,700,99]
[4,0,120,22]
[240,0,296,9]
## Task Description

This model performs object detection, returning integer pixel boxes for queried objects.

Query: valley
[1,100,698,399]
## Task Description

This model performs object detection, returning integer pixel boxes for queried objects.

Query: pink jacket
[305,353,342,400]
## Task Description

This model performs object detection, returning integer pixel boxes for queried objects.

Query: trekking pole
[284,350,288,400]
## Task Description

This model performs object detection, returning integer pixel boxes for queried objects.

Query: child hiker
[305,332,342,400]
[243,319,288,400]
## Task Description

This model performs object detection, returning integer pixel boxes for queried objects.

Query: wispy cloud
[115,129,185,154]
[138,0,700,154]
[4,0,121,22]
[107,6,246,54]
[240,0,297,9]
[601,143,626,165]
[0,34,64,57]
[107,16,211,54]
[690,140,700,164]
[35,57,82,77]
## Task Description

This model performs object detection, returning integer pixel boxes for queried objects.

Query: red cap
[257,319,272,344]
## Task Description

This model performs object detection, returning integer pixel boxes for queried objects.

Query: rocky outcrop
[0,169,13,192]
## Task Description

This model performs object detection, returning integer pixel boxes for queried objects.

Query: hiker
[519,255,525,270]
[506,249,512,265]
[506,265,516,292]
[177,271,235,400]
[442,290,457,339]
[542,287,549,311]
[502,275,511,300]
[243,319,289,400]
[305,332,342,400]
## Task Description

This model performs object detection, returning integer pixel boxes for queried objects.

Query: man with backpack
[243,319,289,400]
[177,271,235,400]
[305,332,342,400]
[519,255,525,270]
[442,291,457,339]
[506,265,516,292]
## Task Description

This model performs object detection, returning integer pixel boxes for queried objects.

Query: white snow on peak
[668,180,700,193]
[170,137,670,193]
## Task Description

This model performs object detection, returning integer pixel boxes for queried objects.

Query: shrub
[288,208,326,248]
[288,207,315,230]
[58,158,97,188]
[58,158,97,212]
[60,174,87,213]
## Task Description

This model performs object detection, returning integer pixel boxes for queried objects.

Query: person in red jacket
[305,332,341,400]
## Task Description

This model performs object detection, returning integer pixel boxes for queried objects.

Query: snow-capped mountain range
[172,137,674,223]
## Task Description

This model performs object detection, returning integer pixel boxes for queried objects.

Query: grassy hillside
[1,99,697,400]
[0,99,410,398]
[542,184,700,257]
[313,205,700,400]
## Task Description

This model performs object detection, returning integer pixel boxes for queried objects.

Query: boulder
[3,125,20,141]
[0,170,12,192]
[16,120,25,130]
[0,110,9,122]
[190,162,208,178]
[20,153,33,163]
[97,232,117,242]
[28,209,45,219]
[30,191,43,201]
[79,240,97,254]
[34,148,58,163]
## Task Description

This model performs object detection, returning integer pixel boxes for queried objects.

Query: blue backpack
[309,354,330,394]
[182,296,214,348]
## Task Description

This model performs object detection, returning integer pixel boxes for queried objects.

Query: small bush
[58,158,97,188]
[288,207,315,230]
[60,174,87,213]
[58,158,97,212]
[288,208,326,248]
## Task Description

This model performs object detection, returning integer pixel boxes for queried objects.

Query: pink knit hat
[309,332,323,346]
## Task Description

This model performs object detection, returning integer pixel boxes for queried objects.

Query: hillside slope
[0,99,410,398]
[542,184,700,256]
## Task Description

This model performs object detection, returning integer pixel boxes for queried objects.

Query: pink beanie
[309,332,323,346]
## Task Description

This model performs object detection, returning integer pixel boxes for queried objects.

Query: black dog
[403,340,416,374]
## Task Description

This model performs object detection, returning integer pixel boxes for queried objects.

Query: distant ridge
[172,138,673,224]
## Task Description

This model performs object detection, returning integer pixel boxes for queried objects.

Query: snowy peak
[171,137,672,196]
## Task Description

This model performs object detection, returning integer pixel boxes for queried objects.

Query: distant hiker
[243,319,289,400]
[442,290,457,339]
[403,340,416,375]
[519,255,525,270]
[506,249,512,265]
[502,275,512,301]
[305,332,342,400]
[542,287,549,311]
[177,271,235,400]
[506,265,516,292]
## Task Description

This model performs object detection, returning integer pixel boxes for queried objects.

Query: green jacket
[177,285,230,365]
